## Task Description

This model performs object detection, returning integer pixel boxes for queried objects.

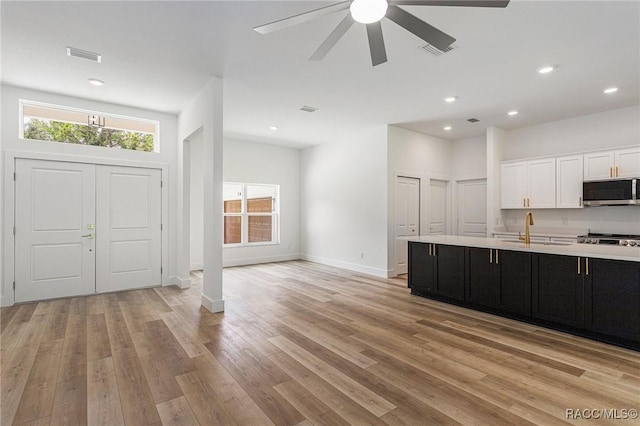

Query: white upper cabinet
[500,162,527,208]
[615,147,640,178]
[556,155,584,209]
[584,147,640,180]
[501,158,556,209]
[527,158,556,208]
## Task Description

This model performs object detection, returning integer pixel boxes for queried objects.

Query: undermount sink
[501,240,574,246]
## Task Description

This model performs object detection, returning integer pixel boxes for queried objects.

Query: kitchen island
[406,236,640,350]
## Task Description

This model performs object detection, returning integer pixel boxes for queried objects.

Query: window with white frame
[223,183,279,246]
[20,100,159,152]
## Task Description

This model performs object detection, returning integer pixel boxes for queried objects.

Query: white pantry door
[15,159,96,302]
[395,176,420,274]
[429,179,447,235]
[457,179,487,236]
[96,165,162,292]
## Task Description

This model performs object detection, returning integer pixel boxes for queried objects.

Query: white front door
[96,166,162,293]
[395,176,420,274]
[457,179,487,236]
[15,159,96,302]
[15,160,162,302]
[429,179,447,235]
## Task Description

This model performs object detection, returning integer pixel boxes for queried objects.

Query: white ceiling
[2,1,638,147]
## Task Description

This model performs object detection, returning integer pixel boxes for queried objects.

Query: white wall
[1,84,178,305]
[497,106,640,236]
[223,138,300,267]
[300,125,388,277]
[388,126,453,178]
[502,105,639,160]
[487,126,509,236]
[189,132,204,270]
[177,77,224,313]
[452,135,487,181]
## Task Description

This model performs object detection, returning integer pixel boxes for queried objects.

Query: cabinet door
[496,250,532,316]
[465,247,496,307]
[435,244,465,301]
[585,258,640,342]
[532,254,584,328]
[556,155,584,208]
[584,151,615,180]
[501,162,527,208]
[615,147,640,178]
[527,159,556,208]
[408,242,436,294]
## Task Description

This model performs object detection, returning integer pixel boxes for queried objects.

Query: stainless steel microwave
[583,178,638,206]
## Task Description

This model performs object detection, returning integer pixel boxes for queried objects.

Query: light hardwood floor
[1,260,639,425]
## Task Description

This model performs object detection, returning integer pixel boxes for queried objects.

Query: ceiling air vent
[300,106,318,113]
[467,118,480,123]
[66,47,102,63]
[421,43,456,57]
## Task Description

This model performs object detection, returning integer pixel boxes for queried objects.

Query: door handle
[81,234,95,239]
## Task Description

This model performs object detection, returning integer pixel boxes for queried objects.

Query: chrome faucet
[518,211,535,245]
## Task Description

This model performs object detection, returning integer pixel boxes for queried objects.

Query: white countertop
[405,235,640,263]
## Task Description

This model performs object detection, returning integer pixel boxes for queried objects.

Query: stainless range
[577,233,640,246]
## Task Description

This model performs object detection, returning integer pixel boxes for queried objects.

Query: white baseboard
[300,254,391,278]
[168,275,192,289]
[190,263,203,271]
[223,253,300,268]
[201,294,224,313]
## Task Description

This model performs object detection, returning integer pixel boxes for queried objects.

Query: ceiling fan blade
[310,14,355,61]
[389,0,509,7]
[385,5,455,51]
[366,21,388,66]
[254,1,350,34]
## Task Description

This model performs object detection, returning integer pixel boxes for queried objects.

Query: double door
[15,159,162,303]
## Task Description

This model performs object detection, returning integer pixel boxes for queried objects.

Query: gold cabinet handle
[434,245,437,256]
[579,196,582,206]
[429,244,432,256]
[586,258,589,275]
[577,257,581,275]
[616,166,619,177]
[609,167,613,178]
[490,249,493,264]
[496,249,499,264]
[523,198,526,207]
[527,198,530,207]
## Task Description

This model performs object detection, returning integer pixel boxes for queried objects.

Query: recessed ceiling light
[444,96,458,103]
[88,78,104,86]
[269,126,279,131]
[537,65,555,74]
[443,126,452,131]
[508,110,519,116]
[603,87,619,94]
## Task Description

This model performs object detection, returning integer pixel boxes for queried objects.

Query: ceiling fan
[254,0,510,66]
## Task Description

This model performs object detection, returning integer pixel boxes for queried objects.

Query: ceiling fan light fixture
[350,0,388,24]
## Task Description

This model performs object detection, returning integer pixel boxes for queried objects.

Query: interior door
[457,179,487,236]
[96,165,162,292]
[429,179,447,235]
[395,176,420,274]
[15,159,96,302]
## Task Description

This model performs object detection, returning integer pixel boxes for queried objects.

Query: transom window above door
[223,183,280,246]
[20,100,160,152]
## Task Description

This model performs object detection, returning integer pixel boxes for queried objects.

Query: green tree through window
[24,118,154,151]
